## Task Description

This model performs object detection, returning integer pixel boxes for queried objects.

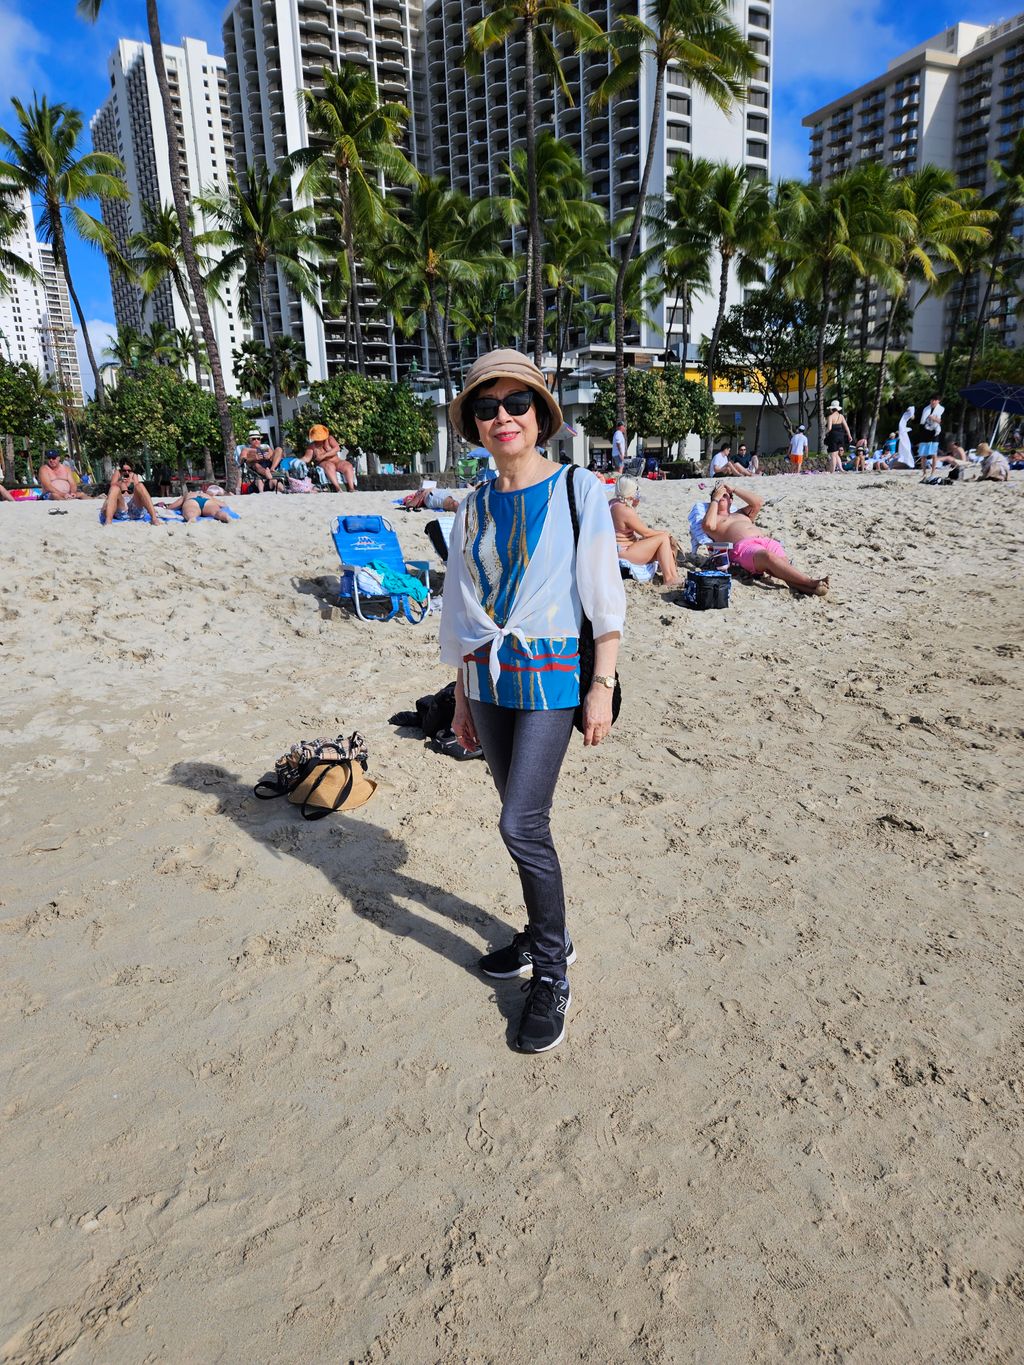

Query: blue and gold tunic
[462,471,580,710]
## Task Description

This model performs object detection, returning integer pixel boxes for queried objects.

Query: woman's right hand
[452,679,478,750]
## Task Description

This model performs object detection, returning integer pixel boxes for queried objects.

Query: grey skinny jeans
[469,699,575,979]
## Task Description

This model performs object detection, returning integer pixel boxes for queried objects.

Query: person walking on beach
[611,421,627,475]
[788,425,808,473]
[441,349,626,1053]
[823,401,852,472]
[919,394,944,470]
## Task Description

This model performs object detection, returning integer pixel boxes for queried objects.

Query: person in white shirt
[788,426,809,472]
[442,349,625,1054]
[919,395,944,468]
[611,422,627,473]
[708,441,747,477]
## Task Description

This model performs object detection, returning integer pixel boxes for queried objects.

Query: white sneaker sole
[481,945,577,980]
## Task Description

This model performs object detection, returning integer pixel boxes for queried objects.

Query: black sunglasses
[470,389,535,422]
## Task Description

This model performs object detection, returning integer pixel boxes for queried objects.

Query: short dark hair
[462,382,554,444]
[718,441,731,452]
[121,460,135,472]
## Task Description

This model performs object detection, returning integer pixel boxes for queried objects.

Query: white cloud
[76,319,117,400]
[0,3,49,105]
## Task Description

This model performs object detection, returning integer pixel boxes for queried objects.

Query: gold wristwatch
[592,674,616,689]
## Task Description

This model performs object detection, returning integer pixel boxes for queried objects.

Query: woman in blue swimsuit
[157,491,231,523]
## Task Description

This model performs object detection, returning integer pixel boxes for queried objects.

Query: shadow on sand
[167,761,525,1044]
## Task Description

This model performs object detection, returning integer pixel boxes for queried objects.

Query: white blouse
[439,466,627,686]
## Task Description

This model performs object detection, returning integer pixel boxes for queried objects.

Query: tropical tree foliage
[0,96,127,403]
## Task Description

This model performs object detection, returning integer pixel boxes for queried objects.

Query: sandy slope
[1,475,1022,1364]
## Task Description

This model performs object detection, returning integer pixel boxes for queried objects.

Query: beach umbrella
[958,380,1024,444]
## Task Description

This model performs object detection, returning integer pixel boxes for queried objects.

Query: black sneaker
[516,975,571,1053]
[478,926,577,980]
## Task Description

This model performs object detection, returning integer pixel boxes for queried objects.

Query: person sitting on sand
[38,451,88,500]
[100,460,161,526]
[0,481,13,502]
[609,475,680,586]
[708,441,748,478]
[702,483,828,596]
[923,439,968,477]
[306,424,356,493]
[733,442,761,476]
[157,490,233,522]
[976,443,1009,482]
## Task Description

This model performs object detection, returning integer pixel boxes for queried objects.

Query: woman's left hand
[583,684,614,748]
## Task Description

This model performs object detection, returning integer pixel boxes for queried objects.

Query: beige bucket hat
[450,348,563,441]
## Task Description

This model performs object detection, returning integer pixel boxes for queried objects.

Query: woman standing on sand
[440,349,626,1054]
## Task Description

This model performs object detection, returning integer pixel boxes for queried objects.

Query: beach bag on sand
[682,569,731,610]
[288,475,314,494]
[254,732,376,820]
[567,468,622,735]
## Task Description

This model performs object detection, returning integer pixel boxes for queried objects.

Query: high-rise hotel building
[91,37,248,393]
[421,0,773,360]
[221,0,423,385]
[0,192,84,403]
[803,14,1024,355]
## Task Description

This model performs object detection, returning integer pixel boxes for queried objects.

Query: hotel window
[746,139,767,159]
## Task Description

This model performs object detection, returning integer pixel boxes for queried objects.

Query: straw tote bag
[254,733,377,821]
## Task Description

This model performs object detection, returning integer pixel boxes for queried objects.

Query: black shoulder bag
[566,466,622,735]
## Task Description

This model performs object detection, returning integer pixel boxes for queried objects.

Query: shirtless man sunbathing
[702,483,828,596]
[100,460,161,526]
[38,452,88,500]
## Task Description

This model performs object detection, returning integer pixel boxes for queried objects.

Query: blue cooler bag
[682,568,731,610]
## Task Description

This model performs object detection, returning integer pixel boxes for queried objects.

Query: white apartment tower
[90,37,247,393]
[0,193,84,403]
[803,14,1024,354]
[421,0,773,360]
[222,0,423,385]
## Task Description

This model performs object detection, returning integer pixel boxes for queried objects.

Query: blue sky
[0,0,1010,391]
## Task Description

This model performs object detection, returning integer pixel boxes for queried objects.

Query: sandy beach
[2,474,1022,1363]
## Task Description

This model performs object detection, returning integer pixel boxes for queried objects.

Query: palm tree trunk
[866,293,898,449]
[614,63,666,426]
[342,180,366,375]
[50,211,103,405]
[704,250,731,464]
[521,234,533,351]
[937,267,971,397]
[524,14,544,367]
[554,288,565,407]
[258,271,283,443]
[146,0,237,489]
[753,390,767,450]
[427,290,456,470]
[815,269,833,450]
[171,266,205,386]
[665,287,679,361]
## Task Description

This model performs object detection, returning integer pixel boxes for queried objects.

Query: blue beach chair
[330,515,431,623]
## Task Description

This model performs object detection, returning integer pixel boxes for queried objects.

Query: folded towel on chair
[367,558,429,602]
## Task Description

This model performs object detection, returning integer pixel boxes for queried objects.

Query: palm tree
[297,63,417,375]
[698,163,770,460]
[197,162,321,442]
[488,132,603,350]
[0,185,38,295]
[962,130,1024,402]
[139,320,183,370]
[367,176,510,463]
[646,157,714,364]
[273,334,310,401]
[543,215,616,403]
[101,325,145,377]
[0,96,127,404]
[128,201,212,384]
[774,166,899,446]
[864,167,992,447]
[233,338,271,413]
[78,0,238,487]
[467,0,604,364]
[591,0,758,424]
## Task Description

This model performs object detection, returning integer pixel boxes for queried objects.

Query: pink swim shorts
[729,536,785,574]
